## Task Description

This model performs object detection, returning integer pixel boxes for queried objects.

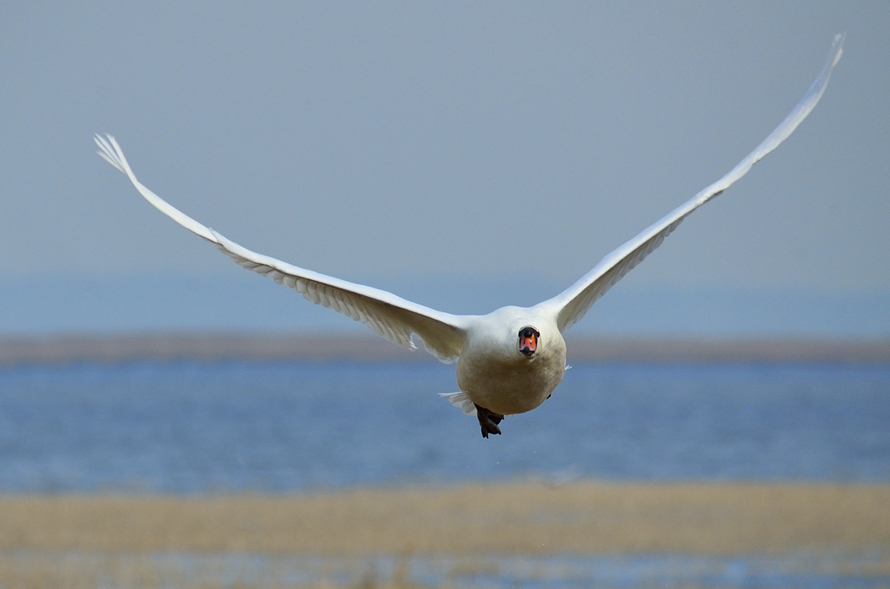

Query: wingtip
[831,32,845,67]
[94,133,132,176]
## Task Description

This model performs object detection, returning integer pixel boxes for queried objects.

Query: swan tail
[438,391,477,416]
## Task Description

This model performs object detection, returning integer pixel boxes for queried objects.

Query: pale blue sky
[1,3,888,336]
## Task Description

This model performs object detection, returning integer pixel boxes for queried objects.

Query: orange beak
[519,332,537,356]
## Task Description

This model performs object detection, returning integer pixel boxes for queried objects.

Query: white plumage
[96,35,843,437]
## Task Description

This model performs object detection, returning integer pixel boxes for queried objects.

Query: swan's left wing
[95,134,469,362]
[539,34,844,332]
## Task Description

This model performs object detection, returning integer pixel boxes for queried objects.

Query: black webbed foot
[475,404,504,438]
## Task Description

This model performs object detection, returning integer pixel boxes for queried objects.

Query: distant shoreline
[1,332,889,366]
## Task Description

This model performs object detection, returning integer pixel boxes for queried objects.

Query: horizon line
[2,331,888,367]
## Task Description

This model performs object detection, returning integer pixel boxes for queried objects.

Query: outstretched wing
[540,34,844,332]
[95,135,469,362]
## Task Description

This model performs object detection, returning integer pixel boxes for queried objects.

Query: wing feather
[540,34,844,332]
[95,134,469,362]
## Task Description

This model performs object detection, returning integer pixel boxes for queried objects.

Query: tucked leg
[475,404,504,438]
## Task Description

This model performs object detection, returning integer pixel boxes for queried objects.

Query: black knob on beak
[518,326,540,356]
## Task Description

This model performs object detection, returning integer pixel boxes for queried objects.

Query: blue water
[0,361,888,493]
[10,552,888,589]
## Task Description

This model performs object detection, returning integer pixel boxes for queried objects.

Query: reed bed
[2,481,889,587]
[1,481,888,555]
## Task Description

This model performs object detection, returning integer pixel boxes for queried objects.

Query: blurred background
[1,1,888,336]
[1,2,889,588]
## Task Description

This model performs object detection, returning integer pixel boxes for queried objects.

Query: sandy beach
[3,333,890,366]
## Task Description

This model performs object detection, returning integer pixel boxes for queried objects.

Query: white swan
[96,35,843,437]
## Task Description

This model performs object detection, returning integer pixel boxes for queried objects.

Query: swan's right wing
[540,34,844,332]
[95,134,469,362]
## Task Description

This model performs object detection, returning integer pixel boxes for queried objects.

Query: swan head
[518,326,540,357]
[467,306,561,364]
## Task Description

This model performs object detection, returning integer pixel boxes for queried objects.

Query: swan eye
[518,326,540,356]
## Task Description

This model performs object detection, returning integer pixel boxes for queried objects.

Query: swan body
[457,305,566,416]
[96,35,843,437]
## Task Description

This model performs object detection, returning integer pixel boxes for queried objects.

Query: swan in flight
[97,35,843,438]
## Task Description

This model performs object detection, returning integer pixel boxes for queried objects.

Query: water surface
[0,361,887,493]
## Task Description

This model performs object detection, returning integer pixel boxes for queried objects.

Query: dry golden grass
[1,480,888,555]
[0,554,433,589]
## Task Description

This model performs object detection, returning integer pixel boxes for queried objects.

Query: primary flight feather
[97,35,843,437]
